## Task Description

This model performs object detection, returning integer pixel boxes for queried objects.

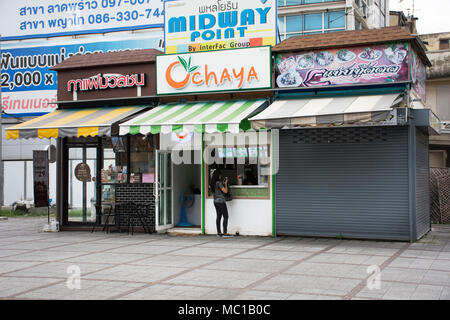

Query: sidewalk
[0,217,449,300]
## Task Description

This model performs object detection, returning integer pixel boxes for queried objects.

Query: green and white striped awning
[119,99,268,135]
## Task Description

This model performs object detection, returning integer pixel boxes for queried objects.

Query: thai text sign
[164,0,277,54]
[1,32,163,116]
[0,0,164,40]
[156,46,272,95]
[275,43,410,89]
[67,73,145,92]
[33,150,49,208]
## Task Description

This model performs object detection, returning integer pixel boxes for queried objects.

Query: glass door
[155,151,173,230]
[68,146,97,224]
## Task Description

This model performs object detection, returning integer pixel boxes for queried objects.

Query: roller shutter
[415,128,431,239]
[276,126,410,241]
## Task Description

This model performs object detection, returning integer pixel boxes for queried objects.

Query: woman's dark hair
[210,169,223,192]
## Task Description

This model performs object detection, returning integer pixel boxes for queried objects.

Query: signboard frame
[163,0,278,54]
[274,42,411,90]
[156,45,273,96]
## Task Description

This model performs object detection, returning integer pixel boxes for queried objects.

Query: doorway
[172,156,202,229]
[63,138,100,226]
[156,151,173,231]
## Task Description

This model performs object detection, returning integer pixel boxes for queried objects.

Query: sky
[389,0,449,34]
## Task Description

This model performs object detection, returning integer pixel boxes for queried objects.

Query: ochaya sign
[156,46,272,95]
[275,43,410,89]
[67,73,145,92]
[164,0,277,54]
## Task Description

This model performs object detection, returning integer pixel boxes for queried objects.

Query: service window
[205,132,271,199]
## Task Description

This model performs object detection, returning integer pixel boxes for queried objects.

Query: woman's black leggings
[214,202,228,234]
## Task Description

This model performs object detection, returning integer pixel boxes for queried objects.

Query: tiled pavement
[0,217,449,300]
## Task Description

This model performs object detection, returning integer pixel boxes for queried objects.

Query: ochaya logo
[166,55,259,89]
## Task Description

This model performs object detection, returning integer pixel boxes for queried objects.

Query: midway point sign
[164,0,277,54]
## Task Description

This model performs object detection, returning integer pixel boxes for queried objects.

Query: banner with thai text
[275,43,410,89]
[0,0,164,41]
[1,31,163,116]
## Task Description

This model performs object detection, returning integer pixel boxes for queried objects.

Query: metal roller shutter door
[276,126,410,241]
[415,128,431,239]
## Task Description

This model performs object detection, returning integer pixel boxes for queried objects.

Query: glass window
[325,11,346,29]
[303,0,323,4]
[278,16,285,34]
[285,0,302,5]
[286,15,302,33]
[101,137,128,185]
[205,133,271,198]
[130,135,157,184]
[304,13,323,31]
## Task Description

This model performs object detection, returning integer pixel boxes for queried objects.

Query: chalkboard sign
[33,150,49,208]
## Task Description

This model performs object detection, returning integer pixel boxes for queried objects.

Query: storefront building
[250,27,437,241]
[5,27,440,241]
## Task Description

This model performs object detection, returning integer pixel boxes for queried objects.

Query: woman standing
[210,170,232,238]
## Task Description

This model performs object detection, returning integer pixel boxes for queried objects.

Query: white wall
[205,198,272,236]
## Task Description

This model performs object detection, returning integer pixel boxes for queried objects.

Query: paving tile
[440,286,450,300]
[437,252,450,260]
[356,281,416,300]
[430,259,450,271]
[260,241,330,253]
[105,245,178,255]
[400,249,440,259]
[0,276,61,298]
[61,252,149,264]
[119,284,217,300]
[15,279,143,300]
[85,264,186,283]
[410,284,444,300]
[204,258,293,273]
[8,262,111,279]
[232,290,292,300]
[0,249,30,259]
[284,262,368,279]
[197,239,273,249]
[287,293,343,300]
[166,269,269,289]
[168,247,246,258]
[328,246,399,256]
[0,218,449,300]
[130,255,217,268]
[381,282,418,300]
[234,249,311,261]
[421,270,450,286]
[0,250,86,262]
[0,261,44,274]
[47,242,124,253]
[309,253,390,266]
[254,274,360,296]
[2,242,64,250]
[388,257,434,269]
[380,267,427,283]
